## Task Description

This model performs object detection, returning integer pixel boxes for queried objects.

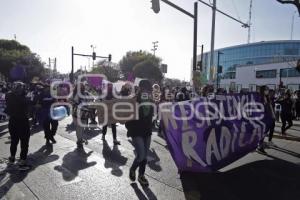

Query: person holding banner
[257,86,276,153]
[126,80,154,187]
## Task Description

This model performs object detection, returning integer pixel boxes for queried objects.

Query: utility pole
[248,0,253,43]
[152,41,159,55]
[71,47,74,82]
[210,0,217,82]
[216,51,223,89]
[193,2,198,72]
[49,57,56,78]
[291,11,297,40]
[151,0,198,74]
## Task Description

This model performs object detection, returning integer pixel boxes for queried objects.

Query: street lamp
[216,51,224,89]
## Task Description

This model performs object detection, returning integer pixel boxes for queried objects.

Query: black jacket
[277,98,293,117]
[125,95,153,138]
[5,91,28,119]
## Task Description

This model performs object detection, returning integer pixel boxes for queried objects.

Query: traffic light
[108,54,112,62]
[92,52,96,60]
[151,0,160,14]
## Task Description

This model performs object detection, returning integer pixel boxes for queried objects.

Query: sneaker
[138,175,149,187]
[49,136,56,144]
[113,140,120,145]
[8,157,15,166]
[257,147,267,154]
[129,169,136,181]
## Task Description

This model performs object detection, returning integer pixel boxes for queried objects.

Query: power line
[231,0,241,21]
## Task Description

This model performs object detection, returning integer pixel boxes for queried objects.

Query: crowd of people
[1,79,300,187]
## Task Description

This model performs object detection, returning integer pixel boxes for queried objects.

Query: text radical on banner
[160,93,273,173]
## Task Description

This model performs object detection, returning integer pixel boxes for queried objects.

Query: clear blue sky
[0,0,299,80]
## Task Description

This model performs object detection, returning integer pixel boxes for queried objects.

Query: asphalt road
[0,117,300,200]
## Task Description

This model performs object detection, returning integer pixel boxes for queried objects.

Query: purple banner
[87,76,103,88]
[161,93,272,172]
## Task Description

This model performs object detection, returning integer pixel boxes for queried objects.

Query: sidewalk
[1,118,300,200]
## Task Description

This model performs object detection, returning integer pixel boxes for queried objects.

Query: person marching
[5,82,31,170]
[295,91,300,120]
[101,83,120,145]
[126,80,154,187]
[276,91,294,135]
[257,86,276,154]
[39,82,58,144]
[72,83,90,149]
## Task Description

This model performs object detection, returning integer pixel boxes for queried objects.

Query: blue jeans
[130,136,151,176]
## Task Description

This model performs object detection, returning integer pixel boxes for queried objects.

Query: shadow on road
[128,139,163,172]
[0,124,8,138]
[130,183,157,200]
[102,140,127,177]
[65,122,75,133]
[84,127,101,141]
[54,148,96,182]
[0,144,59,199]
[147,148,162,172]
[270,146,300,158]
[180,159,300,200]
[273,135,300,142]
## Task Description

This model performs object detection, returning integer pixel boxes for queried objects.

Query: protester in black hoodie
[257,86,276,154]
[277,91,293,135]
[39,84,58,144]
[5,82,31,170]
[126,80,153,187]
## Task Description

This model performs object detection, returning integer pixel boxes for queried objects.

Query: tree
[0,39,45,82]
[164,78,184,88]
[133,59,163,82]
[119,50,162,82]
[90,60,120,82]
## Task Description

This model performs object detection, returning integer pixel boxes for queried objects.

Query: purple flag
[161,93,272,172]
[127,72,135,82]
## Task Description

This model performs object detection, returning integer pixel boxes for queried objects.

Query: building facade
[199,40,300,91]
